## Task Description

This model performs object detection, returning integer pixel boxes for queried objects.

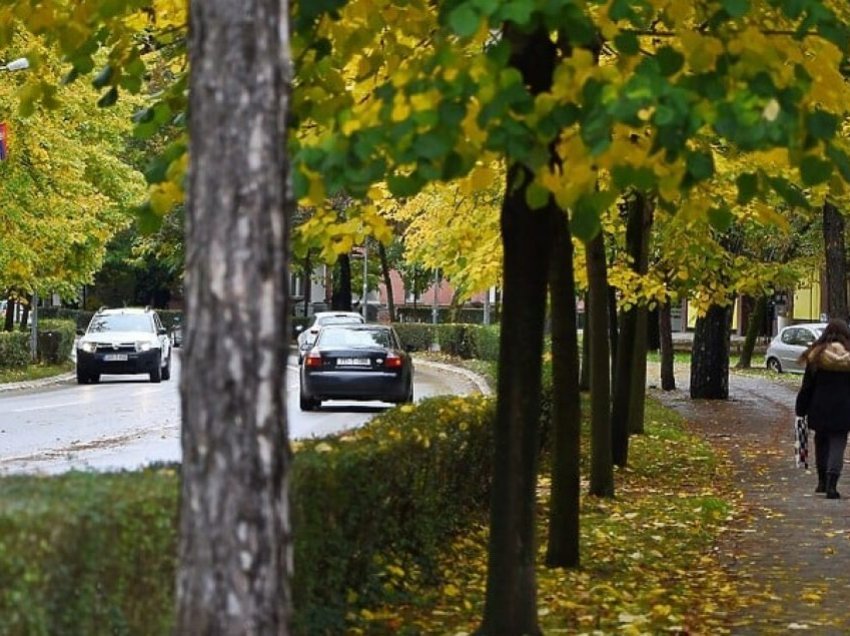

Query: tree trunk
[545,207,581,569]
[20,296,30,332]
[658,300,676,391]
[378,242,395,322]
[331,254,352,311]
[608,285,618,377]
[627,197,653,435]
[611,301,636,465]
[690,303,732,400]
[179,1,293,632]
[586,231,614,497]
[579,293,590,391]
[478,25,556,636]
[4,297,15,332]
[736,294,767,369]
[823,201,847,320]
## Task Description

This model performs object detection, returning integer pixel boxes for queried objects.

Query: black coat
[796,361,850,434]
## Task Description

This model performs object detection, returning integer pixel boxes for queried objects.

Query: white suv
[76,307,173,384]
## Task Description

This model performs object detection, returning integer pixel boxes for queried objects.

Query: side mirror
[295,325,304,333]
[76,328,85,336]
[158,327,168,336]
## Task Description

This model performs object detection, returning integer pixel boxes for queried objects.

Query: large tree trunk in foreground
[586,231,614,497]
[545,207,581,569]
[179,1,293,632]
[658,300,676,390]
[823,201,847,320]
[479,25,555,636]
[690,303,732,400]
[736,294,767,369]
[378,242,396,322]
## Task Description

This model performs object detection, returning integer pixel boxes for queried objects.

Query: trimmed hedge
[0,332,29,369]
[38,307,184,331]
[37,319,76,364]
[393,323,500,362]
[0,395,494,635]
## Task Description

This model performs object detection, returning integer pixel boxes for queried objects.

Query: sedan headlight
[79,341,97,353]
[135,341,154,352]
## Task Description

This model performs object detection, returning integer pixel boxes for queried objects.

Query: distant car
[296,311,365,361]
[765,323,827,373]
[299,324,414,411]
[75,307,173,384]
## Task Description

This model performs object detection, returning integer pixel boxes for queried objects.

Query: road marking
[11,401,82,413]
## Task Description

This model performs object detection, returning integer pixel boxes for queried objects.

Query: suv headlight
[136,341,154,352]
[79,341,97,353]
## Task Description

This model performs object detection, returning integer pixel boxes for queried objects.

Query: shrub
[0,332,29,369]
[0,395,494,635]
[37,319,76,364]
[393,323,437,351]
[37,308,94,331]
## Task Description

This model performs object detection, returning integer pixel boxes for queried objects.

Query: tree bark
[823,201,847,320]
[608,285,618,377]
[179,1,293,632]
[586,231,614,497]
[4,296,15,332]
[20,296,29,332]
[690,304,732,400]
[627,197,653,435]
[545,207,581,569]
[736,294,767,369]
[378,242,396,322]
[478,25,556,636]
[658,300,676,391]
[331,254,352,311]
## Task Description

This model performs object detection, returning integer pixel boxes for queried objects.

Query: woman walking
[796,319,850,499]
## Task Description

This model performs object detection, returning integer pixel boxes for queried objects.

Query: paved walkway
[653,368,850,634]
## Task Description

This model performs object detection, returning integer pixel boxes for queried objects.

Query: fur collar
[805,342,850,371]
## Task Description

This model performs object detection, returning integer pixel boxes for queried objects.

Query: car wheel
[76,368,89,384]
[300,389,318,411]
[404,382,414,404]
[149,355,163,383]
[766,357,783,373]
[162,354,172,381]
[90,373,100,384]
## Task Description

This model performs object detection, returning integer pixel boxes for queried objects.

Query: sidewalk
[653,368,850,633]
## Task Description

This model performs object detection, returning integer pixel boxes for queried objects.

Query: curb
[0,372,75,394]
[412,358,493,396]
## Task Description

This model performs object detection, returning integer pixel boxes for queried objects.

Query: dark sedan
[299,325,414,411]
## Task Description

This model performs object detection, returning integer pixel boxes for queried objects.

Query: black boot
[826,473,841,500]
[816,469,827,494]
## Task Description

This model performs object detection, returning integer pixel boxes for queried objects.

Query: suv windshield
[316,315,363,327]
[88,314,154,333]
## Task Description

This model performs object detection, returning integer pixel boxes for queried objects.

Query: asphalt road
[0,352,480,475]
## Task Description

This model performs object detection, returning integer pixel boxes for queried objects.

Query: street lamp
[1,58,30,72]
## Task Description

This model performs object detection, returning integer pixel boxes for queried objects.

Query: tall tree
[179,0,293,631]
[545,207,581,569]
[823,201,847,320]
[690,303,733,399]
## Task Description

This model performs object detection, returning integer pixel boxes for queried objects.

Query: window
[781,328,797,345]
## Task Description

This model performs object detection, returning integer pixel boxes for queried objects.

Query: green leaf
[806,110,839,141]
[572,191,616,242]
[827,146,850,182]
[614,32,639,56]
[721,0,750,18]
[800,155,833,186]
[96,86,119,108]
[686,151,715,182]
[448,5,481,38]
[769,176,810,208]
[524,183,550,210]
[735,173,759,205]
[92,65,112,89]
[708,204,734,231]
[656,47,684,77]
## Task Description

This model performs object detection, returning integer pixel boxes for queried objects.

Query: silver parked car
[765,323,827,373]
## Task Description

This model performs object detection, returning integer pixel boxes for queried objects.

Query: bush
[37,319,76,364]
[37,308,94,331]
[393,322,437,351]
[0,332,29,369]
[393,323,501,362]
[0,396,494,635]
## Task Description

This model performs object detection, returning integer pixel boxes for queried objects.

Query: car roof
[785,323,827,330]
[320,324,388,331]
[98,307,154,315]
[313,311,362,318]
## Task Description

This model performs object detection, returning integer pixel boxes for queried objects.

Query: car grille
[94,343,137,353]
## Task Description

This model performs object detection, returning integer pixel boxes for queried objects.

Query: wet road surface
[0,353,480,475]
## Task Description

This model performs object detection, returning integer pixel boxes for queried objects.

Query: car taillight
[305,351,322,367]
[385,352,403,368]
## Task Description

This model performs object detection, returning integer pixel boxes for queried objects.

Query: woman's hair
[799,318,850,365]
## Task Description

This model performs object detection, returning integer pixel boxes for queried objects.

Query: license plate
[103,354,128,362]
[337,358,370,366]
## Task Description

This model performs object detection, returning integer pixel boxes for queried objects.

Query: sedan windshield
[318,328,392,349]
[88,314,154,333]
[316,315,363,327]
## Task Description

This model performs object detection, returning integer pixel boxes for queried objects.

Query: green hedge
[0,395,494,635]
[0,332,29,369]
[393,323,500,362]
[37,319,76,364]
